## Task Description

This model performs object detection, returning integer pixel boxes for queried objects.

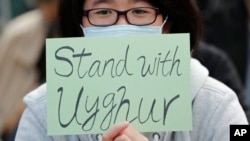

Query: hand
[102,122,148,141]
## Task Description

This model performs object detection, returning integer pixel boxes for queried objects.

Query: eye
[131,8,148,15]
[95,9,113,15]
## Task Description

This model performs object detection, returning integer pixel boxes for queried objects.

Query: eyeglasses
[82,7,160,26]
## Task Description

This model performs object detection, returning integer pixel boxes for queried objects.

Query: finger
[102,121,129,141]
[121,124,148,141]
[114,135,131,141]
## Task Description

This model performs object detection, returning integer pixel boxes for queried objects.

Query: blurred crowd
[0,0,59,140]
[1,0,250,140]
[0,0,36,33]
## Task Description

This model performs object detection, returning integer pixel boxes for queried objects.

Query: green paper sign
[46,34,192,135]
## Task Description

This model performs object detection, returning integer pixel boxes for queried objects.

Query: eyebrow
[93,0,106,3]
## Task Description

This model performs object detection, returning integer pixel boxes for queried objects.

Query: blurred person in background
[196,0,250,121]
[196,0,248,84]
[0,0,59,140]
[0,0,36,32]
[244,0,250,115]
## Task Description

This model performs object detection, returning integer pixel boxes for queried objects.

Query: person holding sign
[15,0,248,141]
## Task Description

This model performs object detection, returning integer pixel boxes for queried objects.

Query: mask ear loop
[79,24,83,29]
[79,24,85,36]
[161,15,168,33]
[161,15,168,28]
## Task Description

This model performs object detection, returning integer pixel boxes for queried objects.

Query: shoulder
[190,58,248,140]
[196,71,243,111]
[195,76,242,116]
[17,83,92,140]
[202,76,236,99]
[24,83,47,108]
[191,59,246,121]
[192,77,248,140]
[190,58,239,103]
[23,83,47,124]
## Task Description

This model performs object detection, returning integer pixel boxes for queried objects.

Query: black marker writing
[54,45,133,78]
[137,46,182,77]
[57,86,180,131]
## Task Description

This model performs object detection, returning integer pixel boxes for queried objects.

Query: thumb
[102,121,129,141]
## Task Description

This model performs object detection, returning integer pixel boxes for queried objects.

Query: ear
[163,22,172,33]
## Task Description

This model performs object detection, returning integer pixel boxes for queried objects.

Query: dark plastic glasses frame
[81,7,161,26]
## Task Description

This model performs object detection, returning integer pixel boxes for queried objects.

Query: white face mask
[81,17,168,37]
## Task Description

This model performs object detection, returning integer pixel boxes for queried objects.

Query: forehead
[92,0,146,2]
[84,0,150,9]
[85,0,148,5]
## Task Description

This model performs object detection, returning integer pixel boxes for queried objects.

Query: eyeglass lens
[86,7,158,26]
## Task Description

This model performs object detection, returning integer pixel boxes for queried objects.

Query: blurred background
[0,0,250,141]
[0,0,36,32]
[0,0,59,141]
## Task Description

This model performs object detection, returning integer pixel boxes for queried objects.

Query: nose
[115,15,129,25]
